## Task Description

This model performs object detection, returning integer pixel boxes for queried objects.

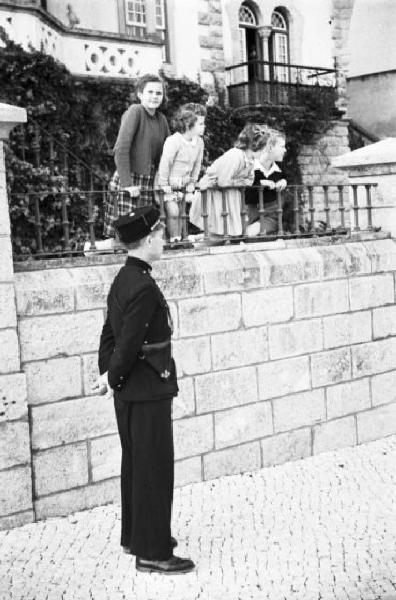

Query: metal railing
[225,60,337,108]
[9,183,379,261]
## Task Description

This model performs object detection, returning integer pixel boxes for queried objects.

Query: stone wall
[197,0,226,91]
[2,236,396,526]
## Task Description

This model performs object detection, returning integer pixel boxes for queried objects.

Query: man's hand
[91,372,113,399]
[123,186,140,198]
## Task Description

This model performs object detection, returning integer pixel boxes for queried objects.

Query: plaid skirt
[104,169,156,238]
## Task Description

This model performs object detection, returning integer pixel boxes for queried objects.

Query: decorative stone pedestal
[332,138,396,236]
[0,102,33,530]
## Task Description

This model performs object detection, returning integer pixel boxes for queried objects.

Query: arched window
[238,2,259,81]
[239,4,257,27]
[270,8,289,82]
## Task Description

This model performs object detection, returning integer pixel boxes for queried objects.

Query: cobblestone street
[1,436,395,600]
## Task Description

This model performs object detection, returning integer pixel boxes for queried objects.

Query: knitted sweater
[157,132,204,187]
[114,104,170,188]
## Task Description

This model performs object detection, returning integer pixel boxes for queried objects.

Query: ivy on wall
[0,27,338,257]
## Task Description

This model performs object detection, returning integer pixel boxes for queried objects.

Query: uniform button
[144,340,148,344]
[120,376,124,381]
[145,323,148,327]
[142,270,147,274]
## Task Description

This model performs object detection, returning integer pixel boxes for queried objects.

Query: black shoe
[135,555,195,574]
[123,536,178,554]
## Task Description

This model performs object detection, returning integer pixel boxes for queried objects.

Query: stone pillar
[257,25,272,83]
[332,138,396,235]
[0,103,33,530]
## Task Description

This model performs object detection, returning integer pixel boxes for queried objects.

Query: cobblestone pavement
[1,436,396,600]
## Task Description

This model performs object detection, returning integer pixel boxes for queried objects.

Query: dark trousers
[114,396,174,560]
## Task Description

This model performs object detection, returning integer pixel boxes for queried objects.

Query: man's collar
[125,255,152,272]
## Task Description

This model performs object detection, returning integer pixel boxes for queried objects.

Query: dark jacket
[98,256,178,402]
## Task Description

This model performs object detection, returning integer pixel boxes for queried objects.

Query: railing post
[308,186,315,231]
[276,189,284,236]
[0,103,34,530]
[352,184,360,232]
[258,187,266,235]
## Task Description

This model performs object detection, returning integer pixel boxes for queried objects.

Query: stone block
[0,373,27,421]
[242,288,293,327]
[357,404,396,443]
[34,478,119,520]
[326,378,371,419]
[316,243,371,279]
[0,421,30,469]
[153,258,204,299]
[258,356,311,400]
[373,305,396,339]
[364,239,396,273]
[313,416,356,454]
[214,402,273,449]
[0,283,16,328]
[19,310,104,362]
[33,443,88,496]
[261,429,311,467]
[0,510,34,532]
[0,329,20,373]
[0,237,13,280]
[311,347,351,387]
[273,389,325,432]
[173,337,211,376]
[371,370,396,406]
[178,294,241,337]
[266,248,323,285]
[14,270,74,316]
[0,466,32,515]
[349,274,394,311]
[199,253,261,293]
[24,356,82,405]
[90,435,121,482]
[195,366,258,413]
[172,377,195,419]
[323,311,372,348]
[268,319,323,360]
[352,338,396,378]
[204,442,261,480]
[82,353,99,396]
[31,395,117,450]
[173,414,213,460]
[211,327,268,371]
[71,267,112,310]
[294,280,349,318]
[175,457,202,487]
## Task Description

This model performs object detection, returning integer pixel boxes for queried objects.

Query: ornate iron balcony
[225,60,337,109]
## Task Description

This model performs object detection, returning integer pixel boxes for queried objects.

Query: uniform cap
[114,206,161,243]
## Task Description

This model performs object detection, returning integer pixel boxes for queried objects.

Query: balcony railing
[225,60,337,108]
[9,183,379,261]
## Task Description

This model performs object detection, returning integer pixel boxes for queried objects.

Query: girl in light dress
[157,103,206,242]
[189,123,273,237]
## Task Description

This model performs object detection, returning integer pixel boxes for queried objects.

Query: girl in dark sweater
[104,74,170,238]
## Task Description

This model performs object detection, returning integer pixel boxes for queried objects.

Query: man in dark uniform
[94,206,194,575]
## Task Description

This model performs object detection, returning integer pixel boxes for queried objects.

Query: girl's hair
[136,73,166,95]
[235,123,284,152]
[173,103,207,133]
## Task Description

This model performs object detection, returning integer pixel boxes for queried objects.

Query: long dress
[189,147,255,236]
